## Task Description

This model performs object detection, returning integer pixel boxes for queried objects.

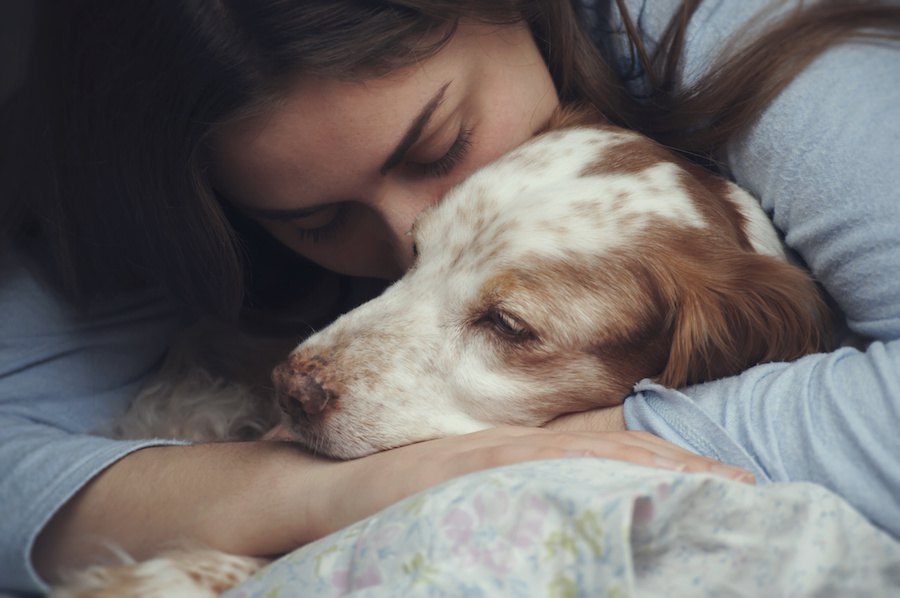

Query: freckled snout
[271,357,340,425]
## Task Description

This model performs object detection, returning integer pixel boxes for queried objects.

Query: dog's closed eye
[481,308,534,342]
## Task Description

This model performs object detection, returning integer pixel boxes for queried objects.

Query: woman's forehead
[212,75,455,204]
[212,22,536,205]
[219,20,533,137]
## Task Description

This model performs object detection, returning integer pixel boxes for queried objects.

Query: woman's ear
[655,249,831,389]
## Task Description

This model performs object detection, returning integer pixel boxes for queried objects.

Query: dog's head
[272,119,830,459]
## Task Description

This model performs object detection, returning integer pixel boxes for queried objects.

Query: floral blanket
[225,459,900,597]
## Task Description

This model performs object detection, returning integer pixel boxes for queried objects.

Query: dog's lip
[276,416,404,459]
[293,428,380,460]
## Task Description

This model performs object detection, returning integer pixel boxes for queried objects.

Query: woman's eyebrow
[379,80,452,176]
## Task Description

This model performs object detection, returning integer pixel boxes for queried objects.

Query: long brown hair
[1,0,898,320]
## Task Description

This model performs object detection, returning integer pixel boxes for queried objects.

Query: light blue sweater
[594,0,900,539]
[2,1,898,593]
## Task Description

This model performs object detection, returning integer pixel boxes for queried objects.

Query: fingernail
[652,456,688,472]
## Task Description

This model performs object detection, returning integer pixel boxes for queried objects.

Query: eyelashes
[292,204,349,244]
[413,126,473,178]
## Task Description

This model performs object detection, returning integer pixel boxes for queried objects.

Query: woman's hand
[545,404,755,477]
[298,425,755,542]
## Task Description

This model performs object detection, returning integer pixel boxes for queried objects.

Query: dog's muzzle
[271,356,339,426]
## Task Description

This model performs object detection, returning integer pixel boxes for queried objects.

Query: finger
[547,433,755,484]
[599,435,755,483]
[418,427,755,484]
[553,430,756,484]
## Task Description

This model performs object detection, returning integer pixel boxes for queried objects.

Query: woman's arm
[0,246,186,591]
[574,0,900,537]
[629,34,900,535]
[31,442,325,578]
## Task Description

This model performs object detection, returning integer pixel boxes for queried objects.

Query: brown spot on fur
[569,119,756,252]
[579,136,670,178]
[542,106,757,255]
[675,163,754,252]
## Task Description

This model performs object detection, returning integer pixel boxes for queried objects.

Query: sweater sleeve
[615,0,900,539]
[0,247,187,593]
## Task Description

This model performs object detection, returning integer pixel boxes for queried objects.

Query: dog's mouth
[291,427,399,460]
[270,396,390,460]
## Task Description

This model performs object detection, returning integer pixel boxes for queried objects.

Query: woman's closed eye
[290,204,349,243]
[410,126,473,178]
[225,195,352,245]
[270,126,476,245]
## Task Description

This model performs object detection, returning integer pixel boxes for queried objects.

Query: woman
[1,0,897,593]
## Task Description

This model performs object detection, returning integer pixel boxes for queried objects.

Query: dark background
[1,2,36,104]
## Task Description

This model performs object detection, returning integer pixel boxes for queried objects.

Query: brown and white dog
[271,109,829,459]
[61,109,829,596]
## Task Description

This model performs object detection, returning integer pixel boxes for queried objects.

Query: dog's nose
[272,359,338,419]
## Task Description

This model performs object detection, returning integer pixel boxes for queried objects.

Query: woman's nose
[371,182,439,271]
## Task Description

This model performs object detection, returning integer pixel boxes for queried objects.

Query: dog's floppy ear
[655,248,831,388]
